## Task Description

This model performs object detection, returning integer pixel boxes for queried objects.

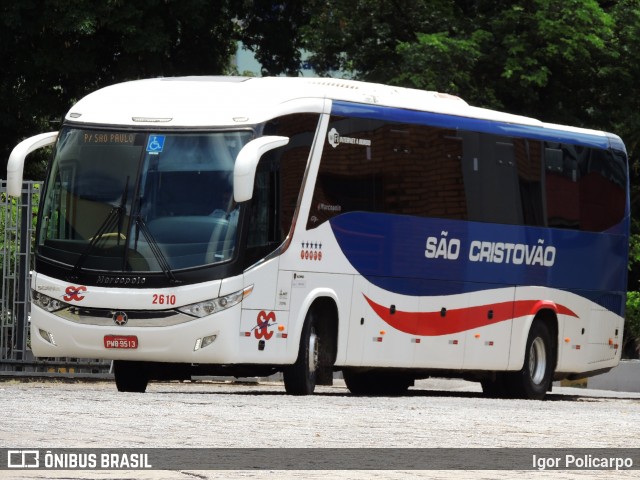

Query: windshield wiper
[70,177,129,279]
[134,215,179,284]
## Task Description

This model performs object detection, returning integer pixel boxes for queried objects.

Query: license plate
[104,335,138,349]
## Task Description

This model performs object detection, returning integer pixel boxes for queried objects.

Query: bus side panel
[353,282,515,371]
[412,285,467,370]
[460,287,515,370]
[356,281,419,368]
[580,290,624,370]
[586,304,624,367]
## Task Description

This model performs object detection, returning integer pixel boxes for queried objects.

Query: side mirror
[7,132,58,196]
[233,136,289,202]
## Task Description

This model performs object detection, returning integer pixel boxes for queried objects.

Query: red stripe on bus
[363,295,578,337]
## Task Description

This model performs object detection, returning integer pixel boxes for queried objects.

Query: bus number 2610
[152,294,176,305]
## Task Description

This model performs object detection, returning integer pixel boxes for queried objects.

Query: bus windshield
[37,128,253,272]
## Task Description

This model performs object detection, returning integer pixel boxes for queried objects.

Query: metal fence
[0,180,110,377]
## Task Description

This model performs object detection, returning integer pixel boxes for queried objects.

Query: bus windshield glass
[37,128,253,272]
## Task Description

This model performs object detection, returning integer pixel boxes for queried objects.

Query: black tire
[343,369,412,396]
[342,369,374,395]
[283,312,318,395]
[113,360,149,393]
[505,321,554,400]
[481,373,511,399]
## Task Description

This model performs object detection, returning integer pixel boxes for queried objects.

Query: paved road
[1,378,639,479]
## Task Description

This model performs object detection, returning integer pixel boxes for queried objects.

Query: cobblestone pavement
[1,378,639,479]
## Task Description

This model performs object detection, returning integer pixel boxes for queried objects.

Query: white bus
[7,77,629,399]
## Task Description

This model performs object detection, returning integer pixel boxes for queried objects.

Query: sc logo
[63,285,87,302]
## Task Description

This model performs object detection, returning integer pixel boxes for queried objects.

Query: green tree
[604,0,640,158]
[396,0,615,127]
[301,0,456,81]
[302,0,619,126]
[234,0,311,76]
[1,0,238,180]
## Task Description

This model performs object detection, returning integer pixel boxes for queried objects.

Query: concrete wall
[587,360,640,393]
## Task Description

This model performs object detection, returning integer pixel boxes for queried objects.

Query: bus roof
[66,76,616,147]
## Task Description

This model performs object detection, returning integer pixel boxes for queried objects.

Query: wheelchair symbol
[146,135,165,153]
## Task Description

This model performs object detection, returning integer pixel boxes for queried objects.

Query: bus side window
[578,148,626,232]
[544,143,626,232]
[461,132,524,225]
[516,139,545,227]
[308,117,468,229]
[545,144,580,229]
[308,116,378,229]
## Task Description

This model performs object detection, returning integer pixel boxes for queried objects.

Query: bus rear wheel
[113,360,149,393]
[283,312,318,395]
[506,320,554,400]
[481,373,510,398]
[343,369,412,396]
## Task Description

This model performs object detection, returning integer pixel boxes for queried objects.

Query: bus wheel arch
[481,309,558,400]
[283,296,338,395]
[508,309,558,400]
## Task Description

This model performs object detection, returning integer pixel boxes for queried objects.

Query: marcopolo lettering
[96,276,147,285]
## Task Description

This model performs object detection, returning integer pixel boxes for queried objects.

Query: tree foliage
[301,0,456,81]
[234,0,310,76]
[303,0,618,128]
[1,0,239,179]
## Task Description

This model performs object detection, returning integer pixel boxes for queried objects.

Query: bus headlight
[32,291,68,313]
[178,285,253,318]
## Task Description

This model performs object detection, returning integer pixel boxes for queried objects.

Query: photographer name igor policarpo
[533,454,633,471]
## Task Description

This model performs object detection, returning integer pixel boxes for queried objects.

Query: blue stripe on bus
[330,101,612,149]
[329,212,627,315]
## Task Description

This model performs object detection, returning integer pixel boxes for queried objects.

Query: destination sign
[82,132,137,145]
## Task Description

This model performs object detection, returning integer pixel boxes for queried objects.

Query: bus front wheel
[113,360,149,393]
[283,312,318,395]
